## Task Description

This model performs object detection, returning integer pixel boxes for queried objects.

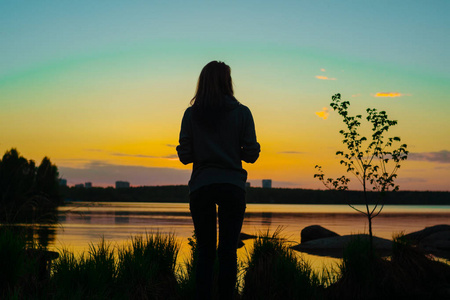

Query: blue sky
[2,1,448,75]
[1,1,449,190]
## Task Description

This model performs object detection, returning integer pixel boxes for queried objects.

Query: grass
[241,228,324,300]
[51,239,117,299]
[0,226,28,299]
[328,233,450,300]
[116,233,180,299]
[1,225,449,299]
[51,233,180,300]
[177,234,198,299]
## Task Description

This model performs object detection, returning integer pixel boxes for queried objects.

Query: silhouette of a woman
[177,61,260,300]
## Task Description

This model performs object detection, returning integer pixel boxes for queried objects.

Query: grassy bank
[1,226,449,299]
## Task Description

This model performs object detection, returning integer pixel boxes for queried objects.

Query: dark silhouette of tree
[314,94,409,250]
[0,149,35,219]
[36,157,60,205]
[0,148,61,222]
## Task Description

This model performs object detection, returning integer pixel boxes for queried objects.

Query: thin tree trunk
[363,172,374,253]
[368,216,373,254]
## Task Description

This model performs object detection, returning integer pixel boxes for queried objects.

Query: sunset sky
[1,1,449,190]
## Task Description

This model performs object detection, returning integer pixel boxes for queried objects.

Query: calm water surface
[49,202,450,270]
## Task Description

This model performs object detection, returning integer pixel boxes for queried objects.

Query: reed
[0,226,27,298]
[327,234,450,299]
[177,234,198,299]
[241,229,323,300]
[51,239,117,299]
[116,233,180,300]
[327,235,385,300]
[51,233,180,300]
[389,233,450,299]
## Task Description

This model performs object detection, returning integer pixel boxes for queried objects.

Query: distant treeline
[61,185,450,205]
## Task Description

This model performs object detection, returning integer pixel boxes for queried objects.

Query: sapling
[314,93,408,250]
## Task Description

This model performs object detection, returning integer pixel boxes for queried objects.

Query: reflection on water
[7,223,58,250]
[115,211,130,224]
[35,225,57,248]
[27,202,450,270]
[3,207,60,250]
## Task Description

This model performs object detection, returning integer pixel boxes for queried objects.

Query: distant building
[245,182,251,188]
[262,179,272,189]
[74,183,84,188]
[85,182,92,188]
[59,178,67,187]
[115,181,130,188]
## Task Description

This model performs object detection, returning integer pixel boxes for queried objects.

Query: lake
[39,202,450,270]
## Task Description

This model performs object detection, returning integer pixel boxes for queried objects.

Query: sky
[1,0,449,191]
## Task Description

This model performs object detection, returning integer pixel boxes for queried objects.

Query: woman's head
[190,61,234,108]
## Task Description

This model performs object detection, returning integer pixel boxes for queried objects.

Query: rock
[240,232,256,240]
[301,225,340,243]
[420,230,450,260]
[291,234,392,258]
[422,231,450,249]
[237,232,256,249]
[25,249,60,281]
[402,225,450,259]
[404,224,450,243]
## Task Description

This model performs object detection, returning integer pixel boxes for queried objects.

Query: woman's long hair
[190,61,234,110]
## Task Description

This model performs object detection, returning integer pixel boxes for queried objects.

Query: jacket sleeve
[176,109,194,165]
[240,107,260,163]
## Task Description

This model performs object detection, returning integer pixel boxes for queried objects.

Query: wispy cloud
[435,166,450,170]
[111,152,158,158]
[315,107,329,120]
[85,149,177,160]
[352,93,361,97]
[374,92,403,97]
[58,161,190,186]
[320,68,326,72]
[278,151,305,154]
[395,177,428,183]
[408,150,450,163]
[166,144,177,148]
[84,149,104,152]
[315,75,336,80]
[403,168,427,173]
[111,152,178,160]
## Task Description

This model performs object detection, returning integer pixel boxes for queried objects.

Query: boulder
[404,224,450,243]
[301,225,340,243]
[237,232,256,249]
[25,249,59,281]
[291,234,392,258]
[239,232,256,240]
[420,230,450,260]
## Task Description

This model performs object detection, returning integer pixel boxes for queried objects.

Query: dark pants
[189,183,246,300]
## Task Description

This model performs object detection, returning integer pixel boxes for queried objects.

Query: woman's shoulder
[184,106,193,114]
[181,106,193,122]
[236,102,252,115]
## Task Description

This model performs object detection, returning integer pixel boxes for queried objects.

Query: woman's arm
[176,109,194,165]
[241,107,260,163]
